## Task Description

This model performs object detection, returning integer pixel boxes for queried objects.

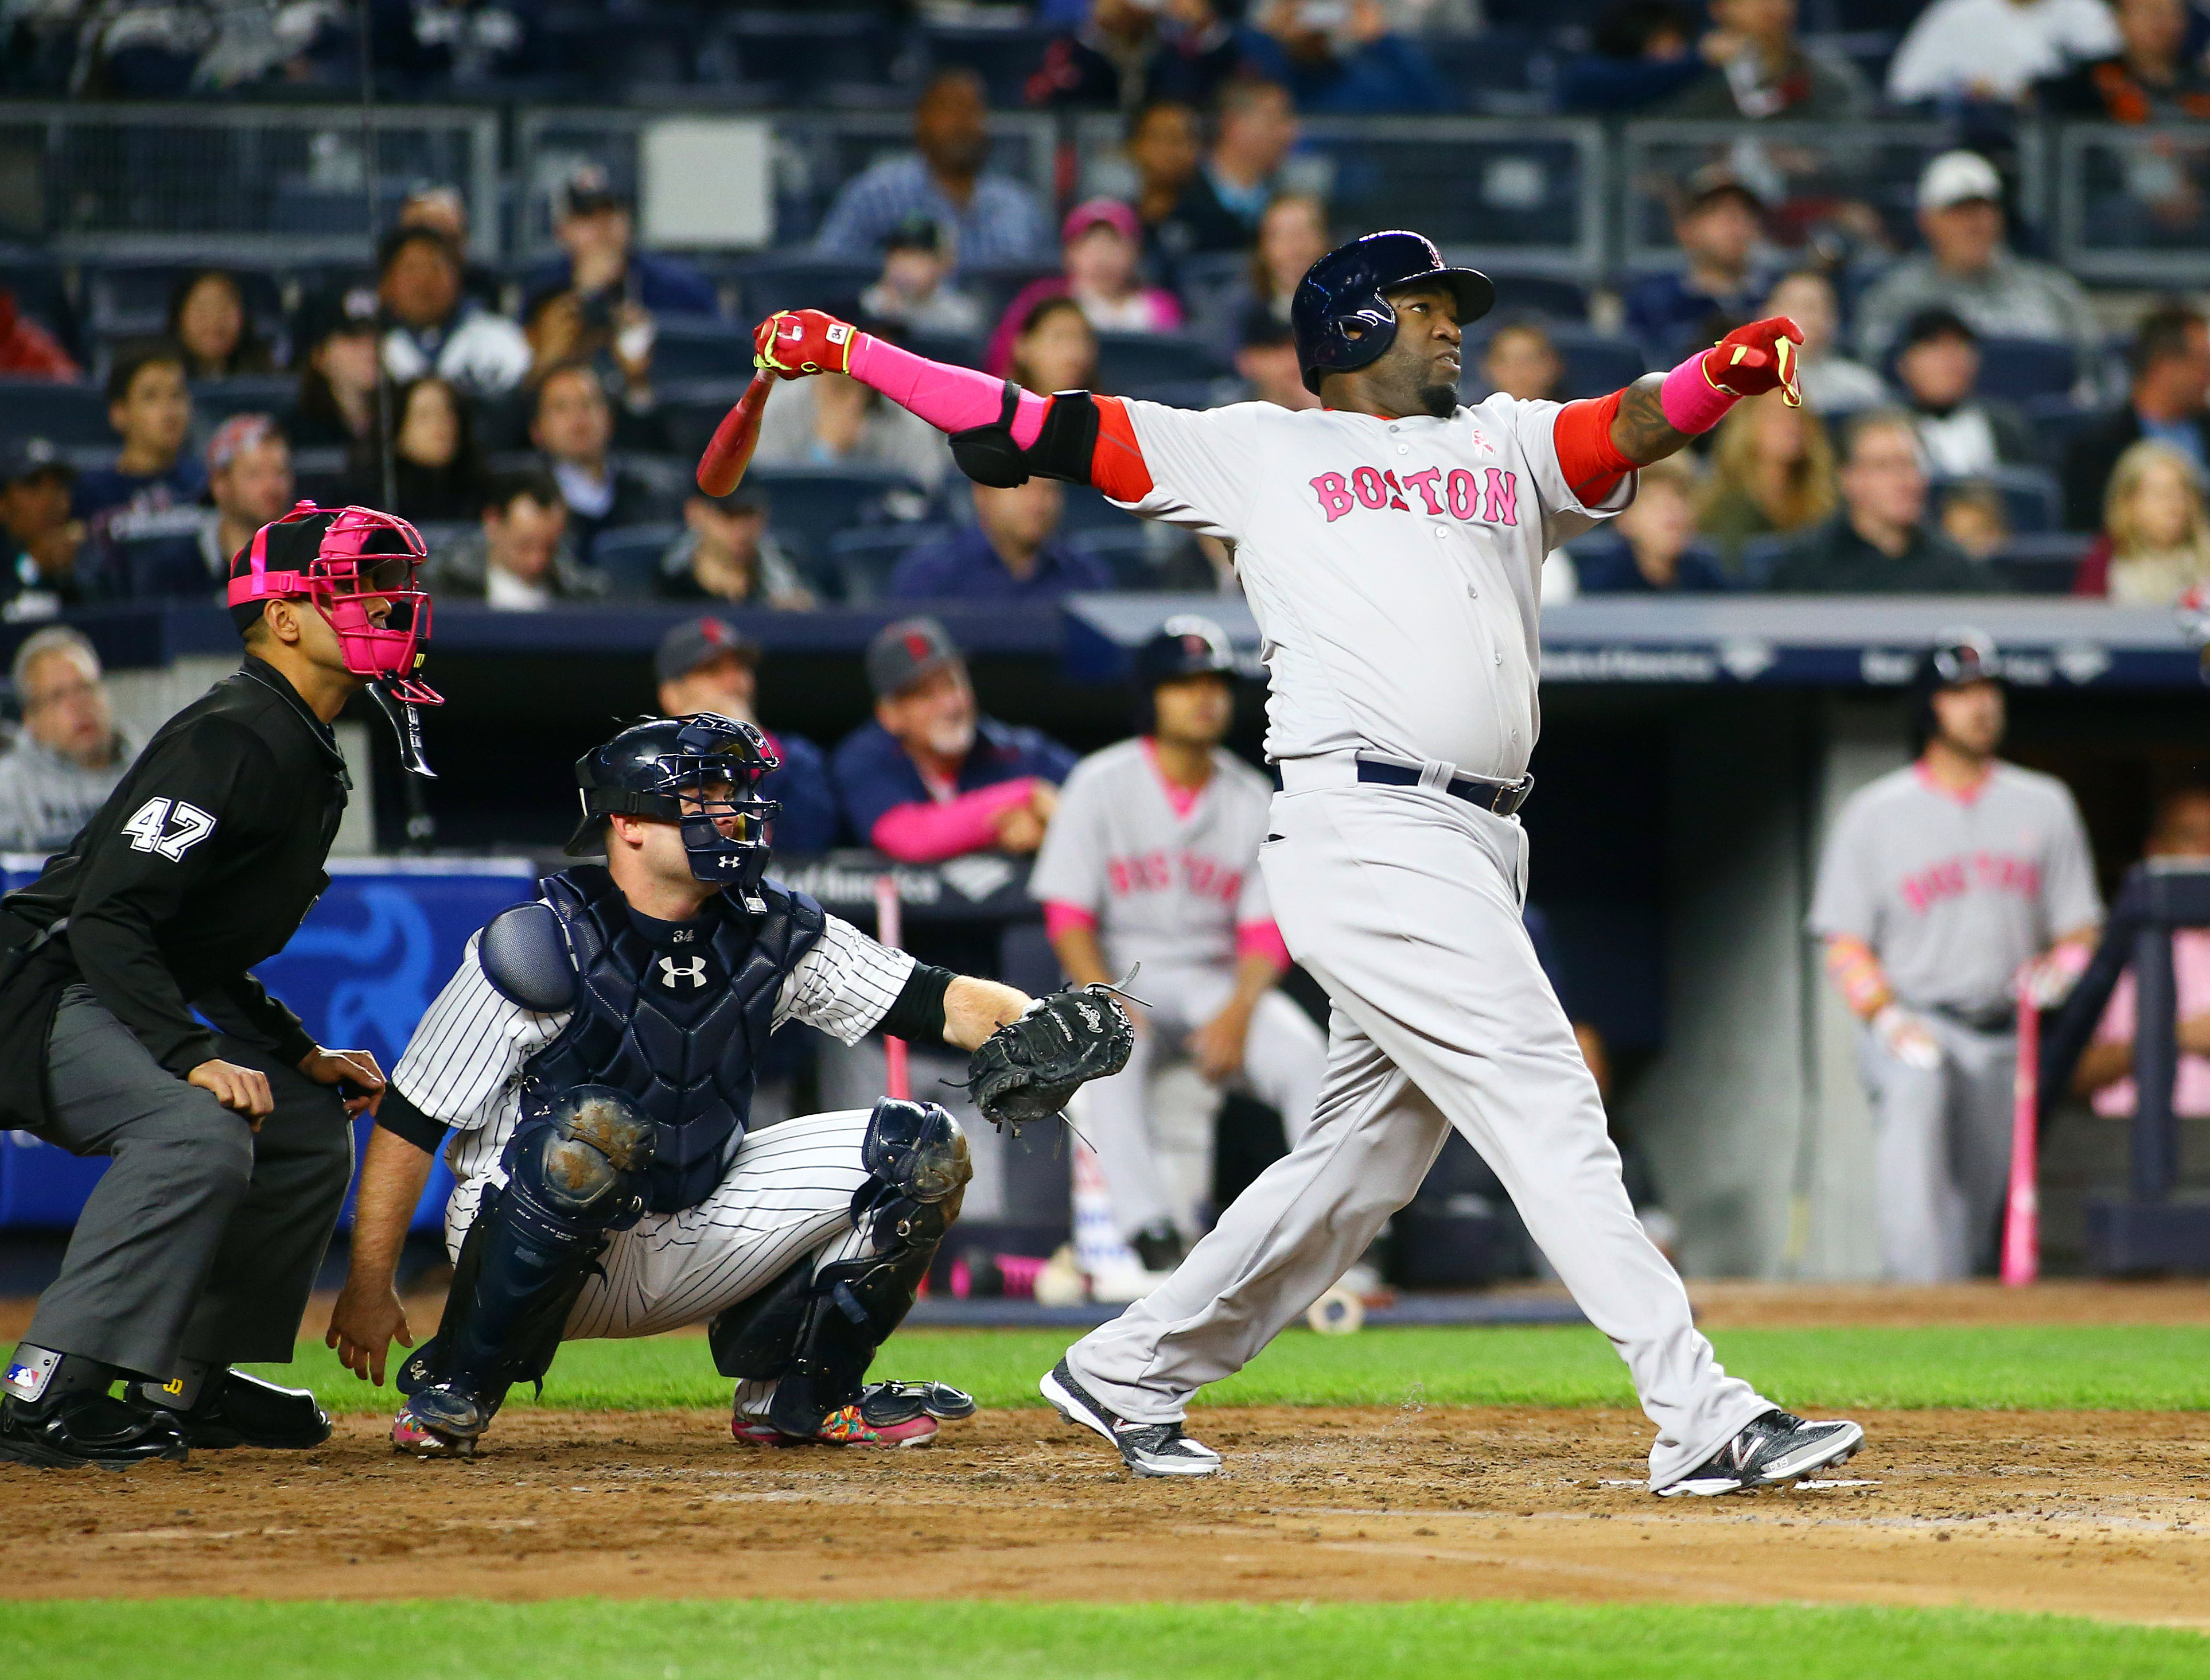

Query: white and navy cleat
[1655,1408,1865,1497]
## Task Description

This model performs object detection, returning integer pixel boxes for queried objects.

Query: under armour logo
[658,955,708,989]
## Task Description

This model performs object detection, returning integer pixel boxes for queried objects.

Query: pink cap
[1062,197,1141,246]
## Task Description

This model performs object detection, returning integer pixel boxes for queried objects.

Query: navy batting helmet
[1133,615,1236,688]
[565,712,781,910]
[1908,627,2001,753]
[1291,230,1495,395]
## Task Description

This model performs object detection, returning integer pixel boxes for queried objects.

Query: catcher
[327,713,1131,1457]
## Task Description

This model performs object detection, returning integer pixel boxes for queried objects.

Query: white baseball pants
[1067,769,1772,1486]
[1856,1014,2017,1282]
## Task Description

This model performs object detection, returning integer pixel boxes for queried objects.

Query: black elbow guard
[949,383,1100,489]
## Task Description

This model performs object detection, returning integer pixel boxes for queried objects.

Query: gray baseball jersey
[1809,761,2102,1016]
[1111,396,1632,782]
[1027,736,1274,973]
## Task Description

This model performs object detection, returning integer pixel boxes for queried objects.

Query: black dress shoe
[127,1369,331,1450]
[0,1391,189,1469]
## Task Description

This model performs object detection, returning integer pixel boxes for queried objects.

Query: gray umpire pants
[23,985,355,1380]
[1067,771,1772,1488]
[1856,1012,2017,1282]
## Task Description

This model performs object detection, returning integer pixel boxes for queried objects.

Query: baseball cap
[1238,300,1295,351]
[0,435,75,487]
[1682,164,1765,215]
[1919,150,2002,214]
[655,615,762,686]
[563,165,626,219]
[883,212,948,255]
[1063,198,1142,246]
[207,413,280,476]
[866,615,962,699]
[1898,306,1978,351]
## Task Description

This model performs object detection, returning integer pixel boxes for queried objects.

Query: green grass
[10,1599,2209,1679]
[247,1323,2210,1416]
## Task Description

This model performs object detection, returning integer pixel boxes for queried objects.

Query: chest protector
[499,866,824,1212]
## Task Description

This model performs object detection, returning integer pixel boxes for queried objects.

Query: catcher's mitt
[966,982,1136,1135]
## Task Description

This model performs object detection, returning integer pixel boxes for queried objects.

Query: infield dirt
[2,1284,2205,1628]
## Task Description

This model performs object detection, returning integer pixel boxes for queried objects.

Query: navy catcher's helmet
[1133,615,1236,689]
[565,713,781,910]
[1291,230,1495,395]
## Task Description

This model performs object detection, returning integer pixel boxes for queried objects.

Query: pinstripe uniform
[393,907,918,1340]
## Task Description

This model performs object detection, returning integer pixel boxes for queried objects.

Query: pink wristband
[1658,352,1738,435]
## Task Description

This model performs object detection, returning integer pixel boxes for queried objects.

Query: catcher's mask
[566,712,783,910]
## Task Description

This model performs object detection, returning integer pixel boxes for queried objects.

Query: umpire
[0,503,437,1468]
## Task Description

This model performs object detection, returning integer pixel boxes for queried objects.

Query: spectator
[397,182,503,311]
[0,288,79,380]
[987,200,1184,374]
[1126,99,1249,278]
[520,285,662,423]
[751,361,951,492]
[1230,304,1320,410]
[360,374,488,524]
[1246,190,1330,326]
[830,615,1076,862]
[1194,79,1300,244]
[1888,0,2119,105]
[72,340,201,540]
[1940,480,2012,561]
[163,268,275,380]
[1765,269,1885,415]
[2040,0,2210,120]
[1854,152,2102,369]
[535,166,717,318]
[1238,0,1452,112]
[2073,440,2210,604]
[1008,294,1103,394]
[814,69,1053,271]
[1479,318,1565,403]
[369,0,543,92]
[1026,0,1239,112]
[888,479,1116,603]
[377,224,532,398]
[285,285,384,452]
[857,215,985,337]
[1769,408,1996,592]
[2062,302,2210,531]
[1665,0,1869,118]
[1559,0,1706,113]
[0,439,85,619]
[1624,170,1768,367]
[527,361,671,564]
[424,470,601,609]
[653,616,839,854]
[2074,784,2210,1115]
[122,414,294,600]
[1893,308,2037,478]
[0,627,130,855]
[1695,387,1838,570]
[655,487,815,610]
[1577,457,1732,593]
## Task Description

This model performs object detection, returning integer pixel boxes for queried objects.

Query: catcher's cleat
[126,1368,330,1450]
[390,1385,493,1460]
[0,1390,189,1470]
[1040,1358,1220,1478]
[1655,1408,1864,1497]
[732,1379,973,1448]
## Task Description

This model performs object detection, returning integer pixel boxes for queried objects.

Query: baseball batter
[1030,616,1325,1274]
[1810,632,2101,1281]
[751,229,1862,1495]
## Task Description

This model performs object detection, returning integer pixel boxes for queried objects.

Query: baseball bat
[874,873,910,1102]
[694,371,773,497]
[2000,971,2041,1286]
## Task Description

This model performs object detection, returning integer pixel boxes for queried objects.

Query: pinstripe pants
[442,1108,880,1340]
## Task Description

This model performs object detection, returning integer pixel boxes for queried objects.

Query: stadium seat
[0,380,113,447]
[658,380,754,462]
[1485,273,1591,322]
[1975,337,2081,404]
[1058,484,1146,538]
[1987,530,2092,594]
[649,317,755,383]
[1545,327,1649,400]
[0,260,81,361]
[190,376,297,427]
[902,329,986,370]
[1067,524,1151,586]
[721,10,909,107]
[2024,396,2107,471]
[84,262,286,345]
[1094,332,1231,393]
[828,523,950,603]
[746,464,929,577]
[1737,532,1794,588]
[591,523,683,599]
[734,255,880,322]
[924,25,1060,106]
[1936,465,2063,534]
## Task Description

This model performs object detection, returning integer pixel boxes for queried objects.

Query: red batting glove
[753,308,859,379]
[1702,316,1803,407]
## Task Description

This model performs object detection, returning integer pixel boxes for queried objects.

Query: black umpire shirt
[0,655,352,1132]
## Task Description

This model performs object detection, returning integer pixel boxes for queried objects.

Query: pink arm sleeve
[1236,920,1291,971]
[869,780,1036,864]
[1042,901,1100,939]
[848,333,1046,448]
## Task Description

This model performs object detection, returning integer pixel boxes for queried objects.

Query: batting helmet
[566,712,782,909]
[1291,231,1495,395]
[1908,626,2001,753]
[1133,615,1236,688]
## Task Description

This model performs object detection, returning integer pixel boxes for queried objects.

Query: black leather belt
[1355,759,1534,816]
[1928,1002,2017,1035]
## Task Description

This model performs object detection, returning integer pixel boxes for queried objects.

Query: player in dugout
[0,504,432,1468]
[740,228,1865,1496]
[326,714,1135,1459]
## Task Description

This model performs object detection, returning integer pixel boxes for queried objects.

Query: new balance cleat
[732,1379,974,1448]
[1656,1409,1865,1496]
[1040,1358,1220,1478]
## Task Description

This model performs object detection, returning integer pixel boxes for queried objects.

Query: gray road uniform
[1061,395,1775,1489]
[1029,737,1325,1243]
[1809,762,2101,1280]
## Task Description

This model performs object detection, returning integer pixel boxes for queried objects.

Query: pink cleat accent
[730,1406,940,1449]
